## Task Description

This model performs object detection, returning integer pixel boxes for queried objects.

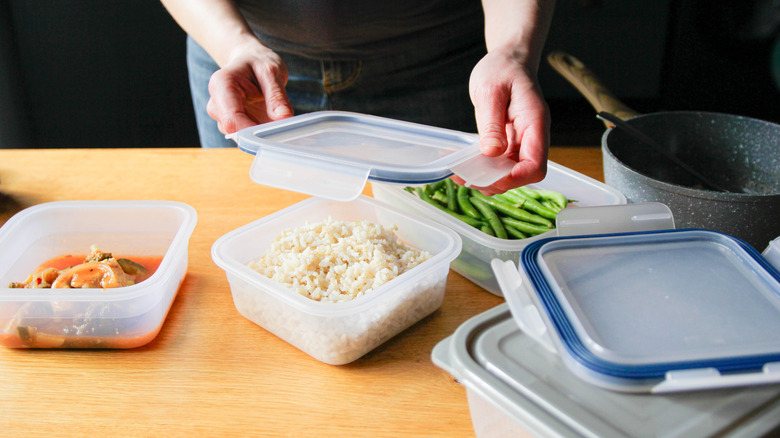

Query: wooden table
[0,146,602,436]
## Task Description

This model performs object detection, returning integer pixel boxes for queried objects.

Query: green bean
[450,255,493,281]
[470,197,508,239]
[500,217,553,236]
[470,190,553,227]
[504,224,528,239]
[517,186,542,199]
[457,185,482,219]
[541,199,562,213]
[415,187,485,228]
[537,189,569,211]
[444,178,457,211]
[493,191,525,207]
[480,224,495,236]
[426,180,446,195]
[409,181,569,240]
[431,190,448,204]
[504,188,558,220]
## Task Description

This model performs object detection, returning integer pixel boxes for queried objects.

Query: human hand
[458,48,550,195]
[206,40,294,134]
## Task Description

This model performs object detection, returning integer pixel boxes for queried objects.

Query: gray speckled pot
[601,111,780,250]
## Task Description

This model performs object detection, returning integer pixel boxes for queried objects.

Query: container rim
[211,195,462,316]
[0,200,197,302]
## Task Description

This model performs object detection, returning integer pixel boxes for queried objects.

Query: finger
[472,85,510,157]
[501,120,549,188]
[463,117,549,195]
[253,64,293,121]
[207,71,263,133]
[207,94,259,134]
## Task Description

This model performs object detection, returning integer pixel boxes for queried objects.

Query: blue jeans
[186,36,484,148]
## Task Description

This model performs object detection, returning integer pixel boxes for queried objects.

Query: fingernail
[481,138,505,154]
[274,106,292,117]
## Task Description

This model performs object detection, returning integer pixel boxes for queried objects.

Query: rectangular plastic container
[372,160,627,295]
[433,304,780,438]
[493,228,780,393]
[211,195,461,365]
[0,200,197,348]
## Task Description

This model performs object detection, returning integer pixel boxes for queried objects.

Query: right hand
[206,40,294,134]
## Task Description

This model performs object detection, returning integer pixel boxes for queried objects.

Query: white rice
[248,218,431,303]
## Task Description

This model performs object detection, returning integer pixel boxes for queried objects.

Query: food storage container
[372,161,627,295]
[0,200,197,348]
[491,203,780,393]
[433,304,780,438]
[219,110,521,363]
[222,111,621,362]
[229,110,520,201]
[229,110,627,297]
[764,236,780,267]
[211,196,461,365]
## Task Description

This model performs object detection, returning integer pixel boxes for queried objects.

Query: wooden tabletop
[0,146,603,437]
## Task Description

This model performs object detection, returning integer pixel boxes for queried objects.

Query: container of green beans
[372,161,627,295]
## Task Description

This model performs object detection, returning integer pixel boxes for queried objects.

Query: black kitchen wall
[0,0,199,148]
[660,0,780,122]
[1,0,778,149]
[542,0,780,145]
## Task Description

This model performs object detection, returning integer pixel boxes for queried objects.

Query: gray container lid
[432,304,780,438]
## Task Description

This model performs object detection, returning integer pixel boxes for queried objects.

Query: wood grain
[0,146,603,437]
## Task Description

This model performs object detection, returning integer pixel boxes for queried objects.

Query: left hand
[455,48,550,195]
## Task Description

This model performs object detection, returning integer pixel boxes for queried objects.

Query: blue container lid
[228,111,515,201]
[503,228,780,392]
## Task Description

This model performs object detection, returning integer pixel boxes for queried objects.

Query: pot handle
[546,51,641,127]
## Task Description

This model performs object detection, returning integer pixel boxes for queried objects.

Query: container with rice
[212,196,461,365]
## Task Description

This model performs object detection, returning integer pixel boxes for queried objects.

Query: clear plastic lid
[228,111,515,201]
[511,229,780,392]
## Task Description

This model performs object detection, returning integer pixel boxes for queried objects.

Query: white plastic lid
[228,111,515,201]
[500,228,780,392]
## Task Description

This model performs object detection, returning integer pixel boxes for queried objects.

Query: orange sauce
[1,256,180,349]
[37,254,163,284]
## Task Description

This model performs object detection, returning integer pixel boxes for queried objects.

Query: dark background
[1,0,778,149]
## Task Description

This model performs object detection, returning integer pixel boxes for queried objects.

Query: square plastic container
[372,160,627,295]
[433,304,780,438]
[0,200,197,348]
[492,228,780,393]
[211,195,461,365]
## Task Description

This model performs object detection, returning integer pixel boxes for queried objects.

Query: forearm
[160,0,260,67]
[481,0,556,73]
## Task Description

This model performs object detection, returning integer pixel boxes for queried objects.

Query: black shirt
[234,0,485,59]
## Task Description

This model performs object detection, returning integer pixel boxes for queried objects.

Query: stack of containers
[433,203,780,436]
[433,304,780,437]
